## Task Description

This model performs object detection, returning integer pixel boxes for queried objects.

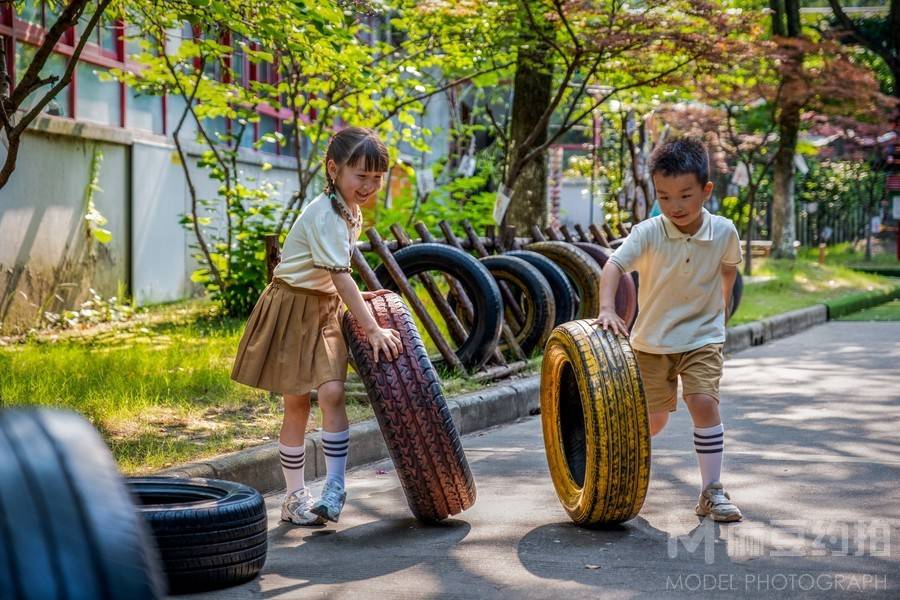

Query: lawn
[732,249,899,325]
[836,299,900,321]
[0,300,526,475]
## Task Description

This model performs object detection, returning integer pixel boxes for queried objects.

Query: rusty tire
[540,321,651,526]
[373,243,502,371]
[342,291,476,523]
[525,241,603,319]
[572,242,637,328]
[504,250,577,326]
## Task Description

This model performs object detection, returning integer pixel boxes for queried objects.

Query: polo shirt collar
[661,208,713,241]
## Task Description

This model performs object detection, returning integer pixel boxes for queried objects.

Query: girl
[231,127,402,525]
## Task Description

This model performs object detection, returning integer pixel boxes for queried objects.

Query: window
[126,86,163,134]
[258,114,277,154]
[282,120,297,157]
[16,1,43,27]
[76,63,120,126]
[15,43,70,117]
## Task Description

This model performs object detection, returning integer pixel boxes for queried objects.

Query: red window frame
[0,1,166,133]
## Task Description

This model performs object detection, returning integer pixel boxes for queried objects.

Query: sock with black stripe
[321,428,350,489]
[279,442,306,495]
[694,423,724,488]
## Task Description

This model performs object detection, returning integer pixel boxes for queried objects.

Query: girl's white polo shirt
[608,208,742,354]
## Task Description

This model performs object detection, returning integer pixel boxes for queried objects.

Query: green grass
[732,255,899,325]
[837,299,900,321]
[0,298,527,475]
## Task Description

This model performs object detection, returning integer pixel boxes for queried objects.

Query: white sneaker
[695,481,743,522]
[310,480,347,523]
[280,488,326,526]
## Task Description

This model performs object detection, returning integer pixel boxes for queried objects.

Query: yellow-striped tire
[540,320,651,526]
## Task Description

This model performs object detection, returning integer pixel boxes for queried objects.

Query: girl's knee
[315,381,346,407]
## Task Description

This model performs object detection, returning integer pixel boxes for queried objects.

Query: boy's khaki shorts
[634,343,724,413]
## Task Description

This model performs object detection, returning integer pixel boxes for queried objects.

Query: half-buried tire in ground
[572,242,637,328]
[479,255,555,355]
[0,408,164,600]
[504,250,577,326]
[342,290,476,523]
[525,241,603,319]
[540,321,651,526]
[127,477,267,595]
[373,243,502,371]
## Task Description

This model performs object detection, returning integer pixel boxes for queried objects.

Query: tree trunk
[770,0,803,259]
[504,17,553,230]
[744,184,757,276]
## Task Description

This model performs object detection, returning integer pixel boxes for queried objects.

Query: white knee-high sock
[694,423,724,488]
[279,442,306,495]
[321,428,350,488]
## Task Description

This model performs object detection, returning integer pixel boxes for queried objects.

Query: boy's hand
[365,325,403,362]
[592,308,629,337]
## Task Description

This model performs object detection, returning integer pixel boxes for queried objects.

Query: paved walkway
[184,322,900,599]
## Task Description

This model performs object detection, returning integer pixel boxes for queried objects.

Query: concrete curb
[158,376,539,494]
[724,304,828,355]
[156,302,840,493]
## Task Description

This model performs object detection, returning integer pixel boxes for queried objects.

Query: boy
[595,138,743,522]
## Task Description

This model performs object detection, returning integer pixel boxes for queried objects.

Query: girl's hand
[592,308,629,337]
[361,290,381,301]
[365,325,403,362]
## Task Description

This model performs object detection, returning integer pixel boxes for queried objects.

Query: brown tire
[342,291,476,523]
[572,242,637,328]
[525,241,603,319]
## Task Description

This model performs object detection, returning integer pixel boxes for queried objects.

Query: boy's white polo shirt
[608,208,742,354]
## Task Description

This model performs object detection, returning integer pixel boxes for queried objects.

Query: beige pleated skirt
[231,278,348,395]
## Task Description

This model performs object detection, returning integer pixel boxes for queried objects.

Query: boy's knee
[649,411,669,437]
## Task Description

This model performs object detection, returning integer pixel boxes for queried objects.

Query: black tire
[0,408,164,600]
[505,250,577,325]
[127,477,267,595]
[480,255,555,355]
[729,271,743,322]
[373,243,503,371]
[572,242,638,328]
[342,291,476,523]
[524,241,603,319]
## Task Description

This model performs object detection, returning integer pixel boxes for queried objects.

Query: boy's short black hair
[649,138,709,185]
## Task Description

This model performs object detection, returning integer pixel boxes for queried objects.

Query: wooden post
[545,225,564,241]
[603,222,617,241]
[462,221,527,327]
[559,224,575,242]
[366,228,465,374]
[589,224,611,248]
[818,242,826,265]
[617,222,631,238]
[391,224,469,347]
[574,224,591,243]
[265,234,280,282]
[445,221,528,362]
[500,225,517,251]
[351,247,382,291]
[530,224,546,242]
